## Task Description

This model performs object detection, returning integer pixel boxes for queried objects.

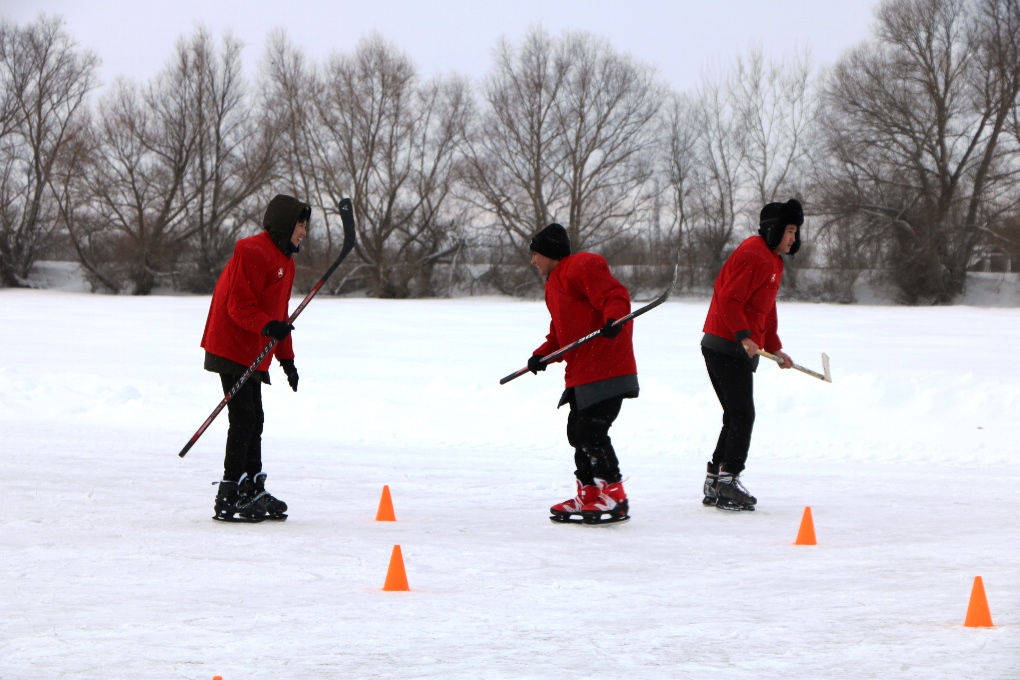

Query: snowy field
[1,288,1018,679]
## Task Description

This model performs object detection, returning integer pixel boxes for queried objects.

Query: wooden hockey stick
[756,349,832,383]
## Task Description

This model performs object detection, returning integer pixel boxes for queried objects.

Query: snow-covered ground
[1,289,1017,679]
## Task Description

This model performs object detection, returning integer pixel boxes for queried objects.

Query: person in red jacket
[524,223,638,525]
[700,198,802,511]
[201,194,310,522]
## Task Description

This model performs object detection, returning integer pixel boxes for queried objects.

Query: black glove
[527,355,547,374]
[262,320,294,341]
[279,359,299,392]
[599,318,622,339]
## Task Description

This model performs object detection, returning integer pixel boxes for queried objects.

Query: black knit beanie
[529,223,571,260]
[263,194,312,256]
[758,198,803,255]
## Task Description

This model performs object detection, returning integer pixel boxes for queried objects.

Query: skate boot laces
[716,472,756,505]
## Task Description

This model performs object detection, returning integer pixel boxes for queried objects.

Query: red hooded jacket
[201,231,295,371]
[703,235,783,352]
[533,252,637,388]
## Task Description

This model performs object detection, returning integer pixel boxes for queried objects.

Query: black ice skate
[212,474,268,522]
[702,461,719,506]
[714,472,756,512]
[253,472,288,520]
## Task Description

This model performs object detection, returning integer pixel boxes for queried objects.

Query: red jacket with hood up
[201,195,309,372]
[533,252,637,388]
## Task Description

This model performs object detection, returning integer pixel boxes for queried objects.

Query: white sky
[4,0,880,93]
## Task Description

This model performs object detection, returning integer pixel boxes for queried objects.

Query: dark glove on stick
[599,318,622,339]
[262,320,294,341]
[527,355,547,374]
[279,359,299,392]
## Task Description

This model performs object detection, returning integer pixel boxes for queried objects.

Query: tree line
[3,0,1020,303]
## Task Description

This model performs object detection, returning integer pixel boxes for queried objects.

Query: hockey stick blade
[179,198,358,458]
[756,349,832,383]
[500,264,678,385]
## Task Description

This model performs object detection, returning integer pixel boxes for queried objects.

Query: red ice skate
[580,478,630,525]
[550,479,601,524]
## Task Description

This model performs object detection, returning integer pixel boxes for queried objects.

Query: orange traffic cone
[382,544,410,591]
[376,485,396,521]
[794,506,817,545]
[964,576,994,627]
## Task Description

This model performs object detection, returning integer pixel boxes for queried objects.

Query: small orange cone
[382,544,410,591]
[794,506,817,545]
[213,676,223,680]
[964,576,994,627]
[375,485,396,521]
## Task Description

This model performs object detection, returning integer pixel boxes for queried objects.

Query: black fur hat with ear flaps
[263,194,311,256]
[758,198,803,255]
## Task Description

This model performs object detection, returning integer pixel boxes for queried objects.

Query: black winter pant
[219,373,264,482]
[702,347,755,475]
[566,392,624,486]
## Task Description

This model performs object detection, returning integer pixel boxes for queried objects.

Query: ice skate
[550,480,601,523]
[714,471,756,512]
[212,474,268,522]
[702,461,719,506]
[580,478,630,525]
[253,472,288,520]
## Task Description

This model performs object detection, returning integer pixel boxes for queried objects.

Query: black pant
[702,347,755,475]
[565,392,624,485]
[219,374,264,482]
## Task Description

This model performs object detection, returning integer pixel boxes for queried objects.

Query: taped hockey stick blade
[821,353,832,383]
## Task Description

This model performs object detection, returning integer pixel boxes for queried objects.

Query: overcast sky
[4,0,881,93]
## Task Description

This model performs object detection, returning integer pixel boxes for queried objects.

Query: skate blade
[212,513,266,523]
[580,508,630,525]
[714,502,755,512]
[264,513,288,521]
[583,516,630,525]
[550,512,585,524]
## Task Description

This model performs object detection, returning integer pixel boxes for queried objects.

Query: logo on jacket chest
[278,268,284,279]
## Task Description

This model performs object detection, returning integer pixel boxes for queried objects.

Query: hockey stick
[756,349,832,383]
[178,198,358,458]
[500,264,679,385]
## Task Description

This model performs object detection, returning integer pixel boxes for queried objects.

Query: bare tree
[817,0,1020,304]
[312,35,471,297]
[464,28,663,292]
[661,74,744,288]
[661,49,816,291]
[68,29,272,294]
[66,77,191,294]
[732,48,815,207]
[261,31,340,256]
[178,30,276,292]
[0,16,97,287]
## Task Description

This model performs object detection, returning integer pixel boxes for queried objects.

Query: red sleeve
[273,288,295,361]
[225,243,275,335]
[274,329,295,361]
[763,303,781,352]
[715,248,772,339]
[534,319,560,359]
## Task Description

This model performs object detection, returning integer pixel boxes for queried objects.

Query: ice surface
[1,290,1017,678]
